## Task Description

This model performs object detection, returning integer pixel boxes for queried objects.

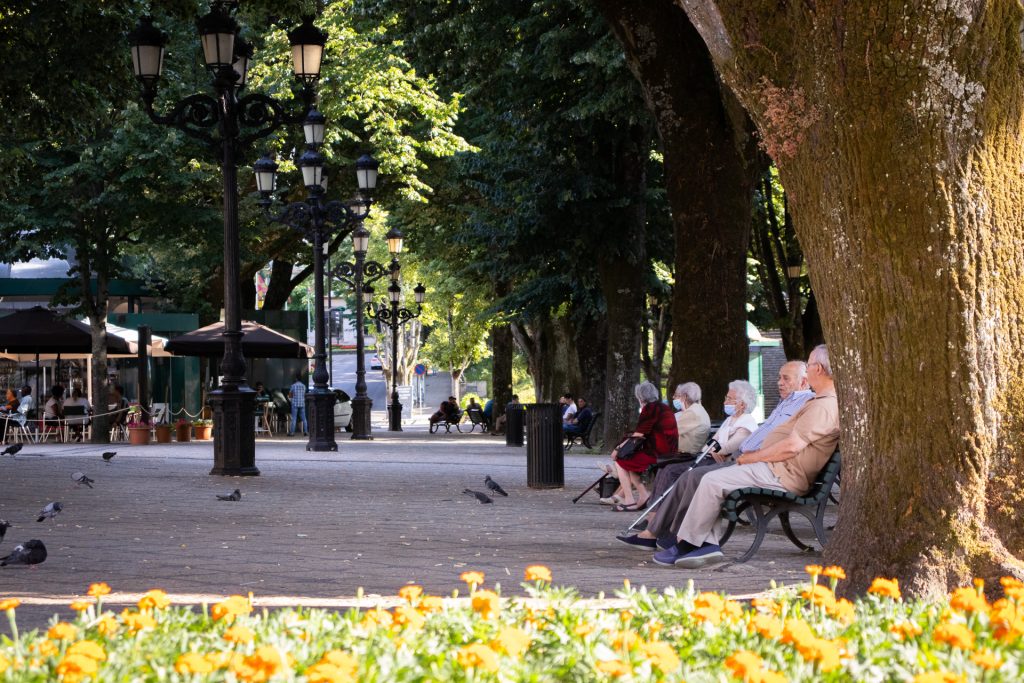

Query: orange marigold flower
[456,643,499,672]
[87,583,111,597]
[1000,576,1023,591]
[990,597,1024,642]
[691,592,727,625]
[594,658,631,677]
[799,637,842,672]
[397,585,423,602]
[460,571,485,587]
[137,589,170,611]
[305,661,354,683]
[212,595,252,624]
[868,577,902,600]
[805,564,823,577]
[801,584,837,609]
[970,649,1003,670]
[471,589,501,619]
[32,639,59,657]
[949,587,989,614]
[47,622,78,641]
[176,652,215,675]
[574,623,595,637]
[55,653,99,683]
[759,672,789,683]
[231,645,289,683]
[66,640,106,661]
[391,604,425,630]
[121,610,156,632]
[0,654,9,674]
[492,627,531,658]
[418,595,444,613]
[749,613,783,640]
[96,616,119,636]
[912,672,966,683]
[828,598,856,623]
[524,565,552,582]
[224,625,256,644]
[933,622,976,650]
[611,630,640,650]
[317,649,358,675]
[360,608,393,629]
[751,597,781,614]
[0,598,21,611]
[890,621,924,641]
[69,600,91,613]
[640,641,680,672]
[725,650,763,679]
[823,566,846,580]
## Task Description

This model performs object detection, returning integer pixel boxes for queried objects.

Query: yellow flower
[749,613,783,640]
[397,585,423,602]
[827,597,856,623]
[418,595,444,613]
[970,649,1003,670]
[0,598,21,611]
[121,609,156,632]
[471,589,501,619]
[47,622,78,641]
[751,597,781,614]
[524,565,552,582]
[66,640,106,661]
[306,661,355,683]
[912,673,966,683]
[823,566,846,580]
[456,643,499,673]
[890,621,924,640]
[574,623,595,637]
[725,650,764,680]
[317,650,358,677]
[176,652,215,674]
[611,629,640,650]
[360,608,393,629]
[55,653,99,683]
[640,641,680,672]
[492,627,531,658]
[230,645,289,683]
[933,622,975,650]
[69,601,92,613]
[868,577,902,600]
[0,653,8,674]
[224,625,256,644]
[991,597,1024,642]
[460,570,485,588]
[595,658,631,677]
[691,592,727,625]
[96,616,119,636]
[391,604,425,630]
[805,564,823,578]
[87,583,111,597]
[212,595,252,624]
[32,639,59,657]
[205,651,241,670]
[137,589,170,611]
[801,584,836,609]
[949,586,989,614]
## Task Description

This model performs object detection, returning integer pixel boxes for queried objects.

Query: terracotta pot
[154,425,172,443]
[193,425,213,440]
[176,425,192,442]
[128,426,151,446]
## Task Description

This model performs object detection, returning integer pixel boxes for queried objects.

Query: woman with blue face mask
[710,380,759,462]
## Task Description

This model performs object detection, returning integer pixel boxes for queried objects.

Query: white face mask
[723,403,737,416]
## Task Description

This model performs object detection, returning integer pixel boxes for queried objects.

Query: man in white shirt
[560,393,577,423]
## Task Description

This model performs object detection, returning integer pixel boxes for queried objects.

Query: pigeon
[36,502,63,522]
[1,444,22,456]
[1,539,47,566]
[101,451,116,463]
[0,520,9,543]
[71,472,94,488]
[484,475,508,497]
[463,488,493,504]
[216,489,241,501]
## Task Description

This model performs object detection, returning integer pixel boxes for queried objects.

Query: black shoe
[616,534,657,549]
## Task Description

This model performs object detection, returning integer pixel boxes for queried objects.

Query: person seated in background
[253,381,271,401]
[560,393,577,422]
[109,384,129,429]
[18,385,35,419]
[43,385,65,429]
[563,397,593,436]
[430,396,461,425]
[466,397,481,412]
[490,394,520,435]
[673,382,711,455]
[608,381,678,512]
[0,388,19,441]
[63,386,92,442]
[482,398,494,428]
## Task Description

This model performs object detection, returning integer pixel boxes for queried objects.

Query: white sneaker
[598,496,621,506]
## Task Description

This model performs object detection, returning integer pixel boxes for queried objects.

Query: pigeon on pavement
[216,489,241,501]
[1,539,47,566]
[463,488,493,504]
[1,444,22,456]
[71,472,94,488]
[36,502,63,522]
[0,520,9,543]
[101,451,116,463]
[484,475,509,497]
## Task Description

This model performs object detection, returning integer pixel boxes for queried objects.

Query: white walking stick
[623,437,721,534]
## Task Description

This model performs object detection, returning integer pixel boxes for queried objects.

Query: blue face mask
[723,403,736,416]
[672,399,683,411]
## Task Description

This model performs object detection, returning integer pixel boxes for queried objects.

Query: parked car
[332,389,353,432]
[370,354,382,370]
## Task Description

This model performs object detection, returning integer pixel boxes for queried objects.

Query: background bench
[429,410,465,434]
[718,450,841,563]
[565,411,600,450]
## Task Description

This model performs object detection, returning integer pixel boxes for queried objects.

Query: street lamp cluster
[366,281,426,431]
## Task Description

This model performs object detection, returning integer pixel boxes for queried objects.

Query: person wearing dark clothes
[563,398,593,436]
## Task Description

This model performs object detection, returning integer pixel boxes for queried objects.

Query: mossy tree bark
[596,0,758,418]
[678,0,1024,593]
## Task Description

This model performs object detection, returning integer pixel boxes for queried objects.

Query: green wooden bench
[718,451,841,563]
[565,411,600,450]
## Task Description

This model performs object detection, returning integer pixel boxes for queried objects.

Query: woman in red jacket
[611,381,679,511]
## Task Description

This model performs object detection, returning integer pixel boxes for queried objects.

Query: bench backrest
[467,407,485,424]
[583,411,600,435]
[805,450,842,503]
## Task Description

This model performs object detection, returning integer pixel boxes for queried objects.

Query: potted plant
[126,405,151,446]
[175,418,192,442]
[154,418,172,443]
[192,418,213,440]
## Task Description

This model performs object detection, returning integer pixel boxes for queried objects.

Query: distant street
[329,350,386,408]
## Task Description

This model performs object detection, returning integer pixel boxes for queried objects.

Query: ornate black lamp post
[253,115,379,451]
[366,281,425,431]
[128,5,327,475]
[330,228,403,439]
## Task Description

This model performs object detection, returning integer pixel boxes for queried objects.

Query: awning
[165,320,313,359]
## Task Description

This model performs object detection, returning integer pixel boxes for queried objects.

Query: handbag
[613,435,645,460]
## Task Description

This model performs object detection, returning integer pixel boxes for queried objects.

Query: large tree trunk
[595,0,758,419]
[491,322,514,421]
[678,0,1024,594]
[575,312,608,437]
[510,315,582,403]
[262,259,296,311]
[76,236,111,444]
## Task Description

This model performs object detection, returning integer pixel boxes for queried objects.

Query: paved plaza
[0,423,834,631]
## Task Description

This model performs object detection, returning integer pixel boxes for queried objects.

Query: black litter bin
[505,403,525,447]
[526,403,564,488]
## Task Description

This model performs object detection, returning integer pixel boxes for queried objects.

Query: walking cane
[622,437,721,534]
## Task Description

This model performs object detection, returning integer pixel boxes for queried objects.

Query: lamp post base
[209,387,260,476]
[388,398,403,431]
[350,395,374,440]
[306,389,338,451]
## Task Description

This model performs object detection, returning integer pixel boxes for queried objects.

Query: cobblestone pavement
[0,427,833,631]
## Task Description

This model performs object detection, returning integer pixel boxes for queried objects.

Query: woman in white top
[709,380,759,461]
[63,387,92,441]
